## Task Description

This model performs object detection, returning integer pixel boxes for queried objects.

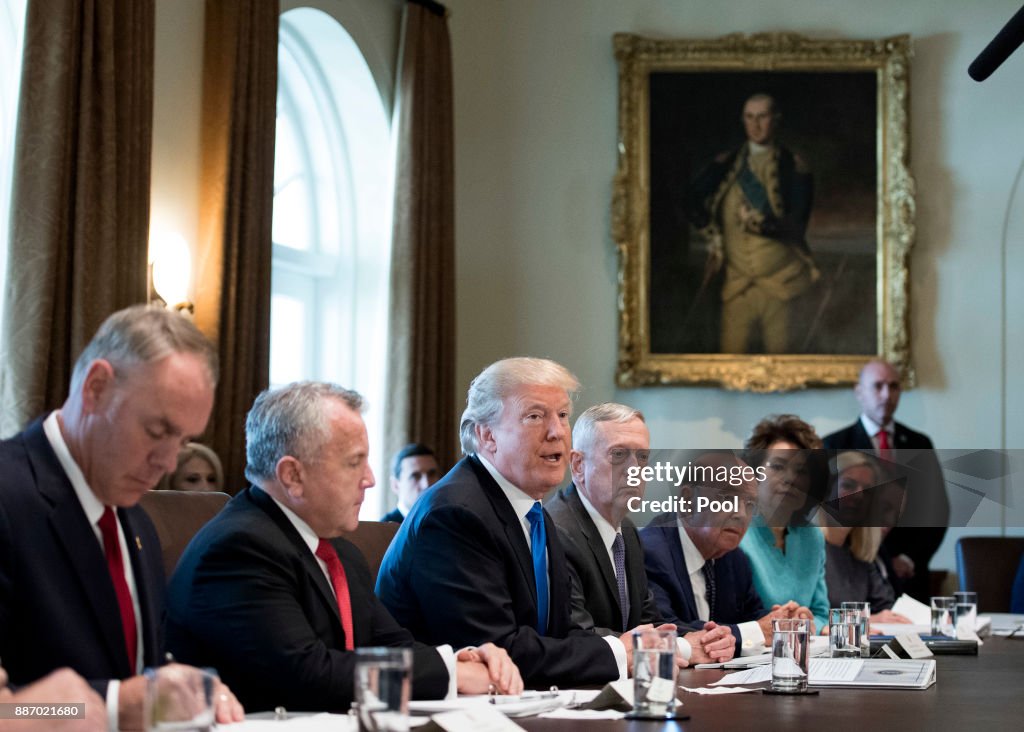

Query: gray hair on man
[459,357,580,455]
[69,304,219,395]
[245,381,364,484]
[572,402,645,456]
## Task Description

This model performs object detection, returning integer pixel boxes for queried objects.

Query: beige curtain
[0,0,153,436]
[194,0,278,493]
[386,0,458,473]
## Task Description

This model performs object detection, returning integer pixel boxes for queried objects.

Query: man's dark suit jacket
[823,420,949,601]
[381,507,404,524]
[0,420,164,693]
[545,483,661,635]
[165,486,448,713]
[376,456,619,688]
[640,516,765,656]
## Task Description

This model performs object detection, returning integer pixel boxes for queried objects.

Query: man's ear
[276,456,305,498]
[390,476,400,496]
[476,423,495,454]
[680,484,695,504]
[80,359,116,413]
[569,450,585,484]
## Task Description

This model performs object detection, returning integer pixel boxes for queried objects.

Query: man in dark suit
[546,402,734,664]
[642,452,803,657]
[165,382,520,712]
[377,358,642,688]
[381,443,440,523]
[0,305,243,731]
[823,359,949,601]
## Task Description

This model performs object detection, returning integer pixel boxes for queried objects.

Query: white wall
[444,0,1024,571]
[151,0,1024,570]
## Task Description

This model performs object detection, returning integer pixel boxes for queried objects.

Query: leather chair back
[341,521,400,584]
[955,536,1024,612]
[140,491,231,578]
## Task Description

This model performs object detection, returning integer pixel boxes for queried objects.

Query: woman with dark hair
[740,414,830,631]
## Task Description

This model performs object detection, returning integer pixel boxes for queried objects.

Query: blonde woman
[820,451,910,624]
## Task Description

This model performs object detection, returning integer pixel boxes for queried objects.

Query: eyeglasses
[607,448,651,466]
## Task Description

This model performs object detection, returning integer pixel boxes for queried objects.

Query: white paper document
[809,658,936,689]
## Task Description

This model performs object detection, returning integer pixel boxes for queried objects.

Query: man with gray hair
[378,359,643,687]
[547,403,735,663]
[0,305,243,731]
[166,382,521,713]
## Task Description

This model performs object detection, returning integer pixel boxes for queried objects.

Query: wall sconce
[148,231,194,314]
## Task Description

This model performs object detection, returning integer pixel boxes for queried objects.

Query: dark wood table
[520,637,1024,732]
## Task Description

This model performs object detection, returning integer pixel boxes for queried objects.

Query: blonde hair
[848,525,883,563]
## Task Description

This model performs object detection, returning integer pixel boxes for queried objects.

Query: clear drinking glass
[354,648,412,732]
[829,608,862,658]
[771,618,810,693]
[144,666,215,732]
[632,628,678,717]
[930,596,956,636]
[841,601,871,658]
[953,591,978,637]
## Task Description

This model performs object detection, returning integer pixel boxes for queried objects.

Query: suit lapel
[468,457,538,605]
[666,526,700,621]
[565,486,619,606]
[851,420,874,450]
[120,508,163,667]
[27,424,131,677]
[248,487,342,629]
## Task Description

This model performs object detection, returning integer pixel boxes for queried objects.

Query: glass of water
[144,665,215,732]
[953,591,978,637]
[829,608,862,658]
[632,627,678,717]
[931,596,956,636]
[355,648,412,732]
[841,601,871,657]
[771,618,810,693]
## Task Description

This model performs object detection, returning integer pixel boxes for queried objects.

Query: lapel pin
[135,536,143,551]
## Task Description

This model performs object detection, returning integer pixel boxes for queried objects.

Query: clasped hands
[620,622,735,672]
[455,643,523,696]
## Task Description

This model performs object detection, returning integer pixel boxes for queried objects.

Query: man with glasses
[547,404,735,664]
[641,451,807,656]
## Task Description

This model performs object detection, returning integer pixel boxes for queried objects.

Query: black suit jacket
[164,486,448,712]
[640,518,765,655]
[545,484,661,635]
[376,456,618,688]
[381,507,405,524]
[823,419,948,600]
[0,420,164,693]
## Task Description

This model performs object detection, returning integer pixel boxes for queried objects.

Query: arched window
[271,7,392,513]
[0,0,27,332]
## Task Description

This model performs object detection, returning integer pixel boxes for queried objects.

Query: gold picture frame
[612,33,914,392]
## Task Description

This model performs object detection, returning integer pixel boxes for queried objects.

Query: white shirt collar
[577,487,620,551]
[748,140,773,155]
[676,515,709,575]
[43,411,104,526]
[260,486,320,556]
[477,455,539,519]
[860,414,892,437]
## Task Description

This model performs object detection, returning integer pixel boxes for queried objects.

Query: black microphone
[969,4,1024,81]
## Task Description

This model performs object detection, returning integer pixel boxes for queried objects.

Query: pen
[488,691,560,705]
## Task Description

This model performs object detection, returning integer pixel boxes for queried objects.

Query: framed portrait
[612,33,915,391]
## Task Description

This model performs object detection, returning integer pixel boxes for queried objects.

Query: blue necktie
[526,502,549,635]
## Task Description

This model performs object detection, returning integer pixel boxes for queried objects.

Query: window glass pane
[271,7,392,517]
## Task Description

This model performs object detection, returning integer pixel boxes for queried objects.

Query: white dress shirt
[860,414,893,450]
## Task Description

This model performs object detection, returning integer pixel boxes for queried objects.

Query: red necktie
[315,539,355,650]
[98,507,138,672]
[876,429,892,460]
